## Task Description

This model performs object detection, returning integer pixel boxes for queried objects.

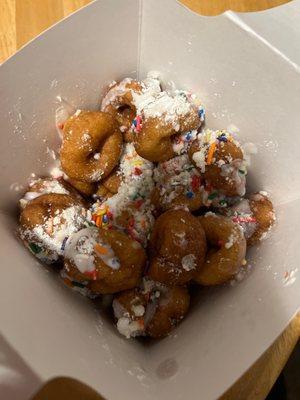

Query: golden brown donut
[60,110,122,183]
[194,213,246,285]
[189,130,246,197]
[148,209,207,285]
[134,112,200,162]
[19,193,88,263]
[226,192,275,246]
[151,155,204,213]
[112,279,190,338]
[63,227,146,294]
[101,79,142,142]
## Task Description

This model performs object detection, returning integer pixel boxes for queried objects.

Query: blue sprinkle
[217,135,227,142]
[61,236,69,251]
[186,191,194,199]
[185,132,192,141]
[198,107,205,120]
[132,119,137,127]
[102,214,109,223]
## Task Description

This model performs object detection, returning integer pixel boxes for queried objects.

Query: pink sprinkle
[84,270,97,281]
[232,216,256,223]
[134,167,142,176]
[135,116,142,133]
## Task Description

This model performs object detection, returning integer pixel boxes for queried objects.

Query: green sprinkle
[239,169,246,174]
[72,281,86,289]
[29,242,42,254]
[219,199,227,206]
[208,192,218,200]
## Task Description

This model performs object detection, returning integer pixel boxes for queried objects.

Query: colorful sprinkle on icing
[206,142,217,165]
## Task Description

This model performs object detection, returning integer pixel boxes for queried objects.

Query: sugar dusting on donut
[91,143,155,246]
[20,205,91,263]
[132,74,202,130]
[153,154,203,207]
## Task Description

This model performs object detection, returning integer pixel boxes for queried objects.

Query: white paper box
[0,1,299,399]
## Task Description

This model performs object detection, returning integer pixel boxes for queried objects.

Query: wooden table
[0,1,299,399]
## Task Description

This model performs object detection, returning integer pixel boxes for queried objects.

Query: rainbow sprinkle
[132,115,143,133]
[206,142,217,165]
[92,205,112,228]
[84,269,98,281]
[232,216,256,223]
[198,107,205,121]
[191,175,201,191]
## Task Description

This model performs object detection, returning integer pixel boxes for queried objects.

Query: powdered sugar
[21,205,89,263]
[181,254,196,271]
[92,143,155,246]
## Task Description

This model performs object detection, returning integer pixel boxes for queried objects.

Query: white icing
[65,227,120,273]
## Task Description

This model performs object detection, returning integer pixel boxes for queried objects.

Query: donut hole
[116,105,136,122]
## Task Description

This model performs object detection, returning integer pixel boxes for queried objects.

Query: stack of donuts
[18,73,276,339]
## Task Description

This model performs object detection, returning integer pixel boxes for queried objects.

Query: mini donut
[101,78,143,142]
[67,178,96,197]
[19,177,84,208]
[148,209,207,286]
[194,213,246,285]
[225,192,275,246]
[63,227,146,294]
[60,110,122,183]
[112,279,190,338]
[189,130,247,197]
[152,155,204,213]
[96,169,122,199]
[19,193,89,264]
[134,111,200,162]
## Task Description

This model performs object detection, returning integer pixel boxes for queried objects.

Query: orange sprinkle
[96,216,101,227]
[206,142,217,165]
[94,243,108,255]
[63,278,73,288]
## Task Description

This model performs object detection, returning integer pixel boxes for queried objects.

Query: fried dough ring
[134,112,200,162]
[195,213,246,285]
[223,193,275,246]
[63,228,146,294]
[148,209,207,285]
[113,280,190,338]
[189,133,245,197]
[101,79,142,142]
[20,193,86,263]
[60,111,122,183]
